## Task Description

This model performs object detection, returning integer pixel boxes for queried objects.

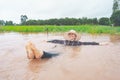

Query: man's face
[68,33,76,41]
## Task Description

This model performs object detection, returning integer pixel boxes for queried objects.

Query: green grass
[0,25,120,34]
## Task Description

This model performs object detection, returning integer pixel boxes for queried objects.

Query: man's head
[64,30,80,41]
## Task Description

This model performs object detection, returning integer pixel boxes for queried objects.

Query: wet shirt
[47,39,99,46]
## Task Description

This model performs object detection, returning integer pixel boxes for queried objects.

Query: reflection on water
[27,59,49,73]
[0,32,120,80]
[63,46,81,58]
[110,35,120,43]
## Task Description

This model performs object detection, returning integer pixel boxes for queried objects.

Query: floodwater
[0,32,120,80]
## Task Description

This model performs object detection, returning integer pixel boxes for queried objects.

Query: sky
[0,0,113,23]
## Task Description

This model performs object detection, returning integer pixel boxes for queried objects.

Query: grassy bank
[0,25,120,34]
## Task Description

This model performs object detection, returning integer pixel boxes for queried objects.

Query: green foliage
[99,17,110,25]
[5,21,13,25]
[0,25,120,34]
[92,18,98,24]
[20,15,28,25]
[0,20,5,26]
[110,10,120,26]
[23,17,100,25]
[113,0,119,13]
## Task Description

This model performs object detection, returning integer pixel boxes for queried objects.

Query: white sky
[0,0,113,23]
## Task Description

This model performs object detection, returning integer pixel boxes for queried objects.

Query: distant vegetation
[0,25,120,34]
[21,17,110,26]
[0,17,111,26]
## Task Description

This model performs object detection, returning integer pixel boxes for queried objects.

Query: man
[26,30,109,59]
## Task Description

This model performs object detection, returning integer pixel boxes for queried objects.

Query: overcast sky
[0,0,113,23]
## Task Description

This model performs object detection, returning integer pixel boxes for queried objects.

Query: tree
[110,10,120,26]
[113,0,119,13]
[5,21,13,25]
[92,18,98,25]
[0,20,5,26]
[99,17,110,25]
[20,15,28,24]
[82,17,88,24]
[25,20,37,25]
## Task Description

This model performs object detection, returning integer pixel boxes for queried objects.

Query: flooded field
[0,32,120,80]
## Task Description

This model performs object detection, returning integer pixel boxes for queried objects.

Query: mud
[0,32,120,80]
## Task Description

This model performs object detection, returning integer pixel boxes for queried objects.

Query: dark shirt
[47,39,99,46]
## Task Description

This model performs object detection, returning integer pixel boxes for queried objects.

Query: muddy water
[0,32,120,80]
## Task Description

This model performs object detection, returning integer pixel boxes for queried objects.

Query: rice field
[0,25,120,34]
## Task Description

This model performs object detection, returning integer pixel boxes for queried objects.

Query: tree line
[21,17,110,26]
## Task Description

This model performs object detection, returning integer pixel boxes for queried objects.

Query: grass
[0,25,120,34]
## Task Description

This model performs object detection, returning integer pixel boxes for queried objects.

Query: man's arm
[47,39,64,44]
[81,42,99,45]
